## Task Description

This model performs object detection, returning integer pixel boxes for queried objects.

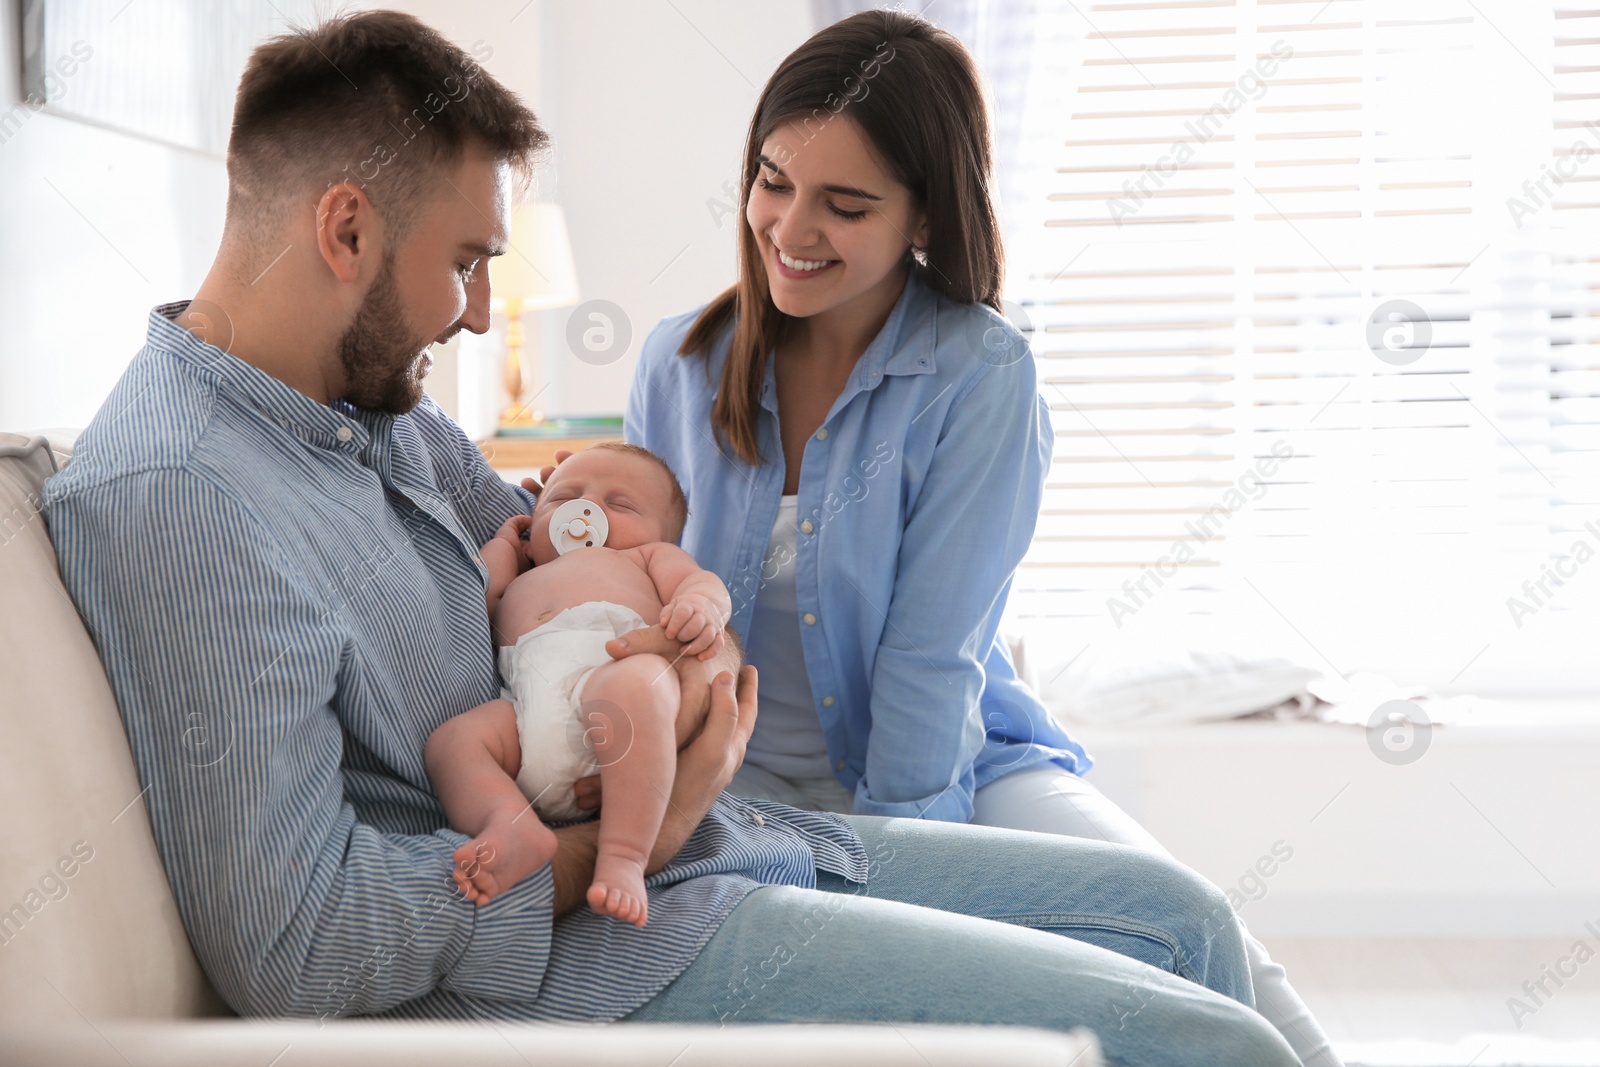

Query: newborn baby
[424,443,730,927]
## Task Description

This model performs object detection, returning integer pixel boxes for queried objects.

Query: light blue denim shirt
[628,271,1093,823]
[41,303,866,1023]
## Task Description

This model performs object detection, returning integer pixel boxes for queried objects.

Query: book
[495,416,624,439]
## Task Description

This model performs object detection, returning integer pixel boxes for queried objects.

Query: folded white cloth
[498,600,647,821]
[1045,619,1321,727]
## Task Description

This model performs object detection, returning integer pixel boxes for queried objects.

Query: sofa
[0,430,1100,1066]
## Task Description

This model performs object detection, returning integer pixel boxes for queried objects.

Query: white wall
[534,0,814,419]
[333,0,814,433]
[5,0,1588,943]
[0,0,227,431]
[334,0,814,432]
[0,0,814,435]
[0,0,549,435]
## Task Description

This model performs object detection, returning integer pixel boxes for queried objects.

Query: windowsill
[1050,695,1600,938]
[1050,696,1600,750]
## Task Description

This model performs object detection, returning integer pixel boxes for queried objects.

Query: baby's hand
[492,514,533,569]
[660,592,726,660]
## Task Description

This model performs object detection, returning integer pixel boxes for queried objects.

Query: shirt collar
[863,269,938,380]
[756,269,939,411]
[150,300,387,454]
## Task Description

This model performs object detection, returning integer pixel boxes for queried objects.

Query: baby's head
[528,443,687,566]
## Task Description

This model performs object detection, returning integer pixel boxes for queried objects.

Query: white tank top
[742,495,834,780]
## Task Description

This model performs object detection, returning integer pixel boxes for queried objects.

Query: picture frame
[18,0,315,156]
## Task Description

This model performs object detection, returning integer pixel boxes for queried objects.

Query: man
[40,12,1295,1064]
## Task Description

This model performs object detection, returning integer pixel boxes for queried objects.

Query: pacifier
[548,498,609,555]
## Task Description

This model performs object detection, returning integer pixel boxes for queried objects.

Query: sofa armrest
[0,1019,1101,1066]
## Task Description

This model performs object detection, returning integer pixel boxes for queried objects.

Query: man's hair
[589,442,690,543]
[225,9,548,254]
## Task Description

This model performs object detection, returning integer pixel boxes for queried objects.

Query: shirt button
[803,612,817,625]
[751,810,766,827]
[800,520,814,534]
[822,695,835,707]
[335,426,353,443]
[815,428,829,441]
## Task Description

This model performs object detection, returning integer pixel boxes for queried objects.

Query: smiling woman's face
[746,114,928,323]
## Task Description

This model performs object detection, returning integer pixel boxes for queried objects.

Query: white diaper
[498,600,648,822]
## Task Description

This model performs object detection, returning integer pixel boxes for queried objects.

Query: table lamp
[491,202,580,429]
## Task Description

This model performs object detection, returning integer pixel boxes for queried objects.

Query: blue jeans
[625,814,1299,1067]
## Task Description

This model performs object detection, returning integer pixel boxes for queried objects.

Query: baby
[424,443,730,927]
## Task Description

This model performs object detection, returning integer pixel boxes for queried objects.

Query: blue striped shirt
[40,302,866,1023]
[629,272,1092,824]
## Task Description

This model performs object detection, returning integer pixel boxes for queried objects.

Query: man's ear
[313,181,378,285]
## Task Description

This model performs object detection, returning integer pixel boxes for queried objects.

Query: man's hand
[647,664,757,872]
[571,625,742,811]
[608,623,737,747]
[549,664,757,913]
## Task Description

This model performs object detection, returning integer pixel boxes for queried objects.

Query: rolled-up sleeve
[855,356,1053,822]
[46,469,556,1017]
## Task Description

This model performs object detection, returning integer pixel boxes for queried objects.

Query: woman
[624,10,1338,1066]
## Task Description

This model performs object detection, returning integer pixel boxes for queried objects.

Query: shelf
[476,434,620,472]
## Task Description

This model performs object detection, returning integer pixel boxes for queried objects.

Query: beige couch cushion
[0,1020,1103,1065]
[0,432,225,1021]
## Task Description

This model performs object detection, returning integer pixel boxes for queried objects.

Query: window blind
[1001,0,1599,695]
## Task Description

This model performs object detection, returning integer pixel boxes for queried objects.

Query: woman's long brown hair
[678,9,1004,465]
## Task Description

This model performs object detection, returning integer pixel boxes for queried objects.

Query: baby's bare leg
[580,653,679,927]
[423,699,556,906]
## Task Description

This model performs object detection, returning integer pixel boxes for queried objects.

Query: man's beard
[336,252,438,415]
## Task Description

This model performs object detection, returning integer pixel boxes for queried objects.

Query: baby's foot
[451,809,557,906]
[587,852,649,928]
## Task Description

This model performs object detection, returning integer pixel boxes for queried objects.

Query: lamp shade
[492,202,580,310]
